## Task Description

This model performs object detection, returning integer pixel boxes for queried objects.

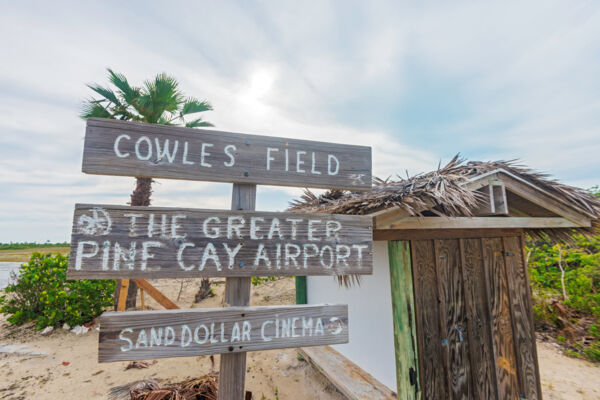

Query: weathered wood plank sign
[70,117,373,399]
[99,304,348,362]
[67,204,373,279]
[82,118,372,190]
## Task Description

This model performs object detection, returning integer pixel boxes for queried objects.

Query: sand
[1,277,599,399]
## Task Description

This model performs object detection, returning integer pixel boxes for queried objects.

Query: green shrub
[0,252,115,329]
[583,342,600,362]
[251,276,277,286]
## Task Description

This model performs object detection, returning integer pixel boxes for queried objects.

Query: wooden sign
[98,304,348,362]
[82,118,372,190]
[67,204,373,279]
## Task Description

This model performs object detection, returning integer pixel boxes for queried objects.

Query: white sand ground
[0,277,599,399]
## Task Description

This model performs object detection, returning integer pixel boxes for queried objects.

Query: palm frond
[181,98,213,116]
[137,73,183,123]
[80,101,112,119]
[185,118,214,128]
[86,84,122,106]
[107,69,140,105]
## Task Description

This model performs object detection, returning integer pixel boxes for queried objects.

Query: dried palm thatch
[290,156,600,286]
[289,155,600,238]
[109,377,217,400]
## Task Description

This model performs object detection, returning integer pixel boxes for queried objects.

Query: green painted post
[388,241,420,400]
[295,276,307,304]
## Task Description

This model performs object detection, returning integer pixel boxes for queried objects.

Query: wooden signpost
[98,304,348,362]
[82,118,372,190]
[69,119,373,399]
[68,204,372,279]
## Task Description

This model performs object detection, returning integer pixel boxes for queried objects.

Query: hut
[290,157,600,400]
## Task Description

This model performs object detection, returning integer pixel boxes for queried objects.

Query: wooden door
[409,236,541,400]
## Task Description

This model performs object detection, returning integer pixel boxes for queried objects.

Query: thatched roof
[290,155,600,239]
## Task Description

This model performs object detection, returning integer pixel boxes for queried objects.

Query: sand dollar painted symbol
[78,207,112,235]
[327,317,344,335]
[349,174,366,185]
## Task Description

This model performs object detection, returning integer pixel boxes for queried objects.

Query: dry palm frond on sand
[109,376,218,400]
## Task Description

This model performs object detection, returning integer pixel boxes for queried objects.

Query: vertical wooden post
[116,279,130,312]
[388,241,420,399]
[295,276,307,304]
[218,183,256,399]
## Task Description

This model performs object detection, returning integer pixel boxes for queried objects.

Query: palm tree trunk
[114,177,153,310]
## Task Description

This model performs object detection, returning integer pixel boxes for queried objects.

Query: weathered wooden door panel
[482,238,520,400]
[460,239,498,400]
[434,239,473,400]
[411,240,447,399]
[503,236,542,400]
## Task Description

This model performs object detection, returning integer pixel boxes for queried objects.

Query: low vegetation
[0,252,115,329]
[527,187,600,362]
[0,242,69,250]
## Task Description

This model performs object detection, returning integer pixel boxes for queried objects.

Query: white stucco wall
[306,240,396,392]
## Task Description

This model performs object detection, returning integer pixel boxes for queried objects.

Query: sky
[1,1,599,242]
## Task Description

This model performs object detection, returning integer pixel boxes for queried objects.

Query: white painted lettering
[327,154,339,175]
[124,213,143,237]
[150,327,163,347]
[296,150,306,173]
[136,329,148,348]
[200,242,220,271]
[203,216,220,238]
[194,324,209,344]
[171,215,186,239]
[325,221,342,240]
[267,218,283,240]
[336,244,351,267]
[261,320,273,342]
[254,244,272,268]
[182,141,194,165]
[227,216,245,239]
[200,143,213,167]
[135,136,152,160]
[141,241,162,270]
[308,219,321,241]
[181,325,192,347]
[266,147,278,170]
[285,218,303,240]
[177,242,196,271]
[154,138,178,163]
[223,243,242,269]
[75,240,98,270]
[250,217,264,239]
[119,328,133,351]
[303,244,319,268]
[224,144,236,167]
[114,134,131,158]
[285,243,301,267]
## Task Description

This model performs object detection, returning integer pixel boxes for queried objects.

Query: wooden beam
[219,183,255,400]
[387,241,420,399]
[375,216,584,230]
[374,229,524,241]
[299,346,396,400]
[473,183,508,216]
[116,279,129,311]
[500,173,592,226]
[132,279,179,309]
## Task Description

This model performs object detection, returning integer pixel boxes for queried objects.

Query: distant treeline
[0,242,70,250]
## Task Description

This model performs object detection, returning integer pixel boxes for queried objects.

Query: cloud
[0,0,599,242]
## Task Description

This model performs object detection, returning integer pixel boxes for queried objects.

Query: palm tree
[82,69,213,308]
